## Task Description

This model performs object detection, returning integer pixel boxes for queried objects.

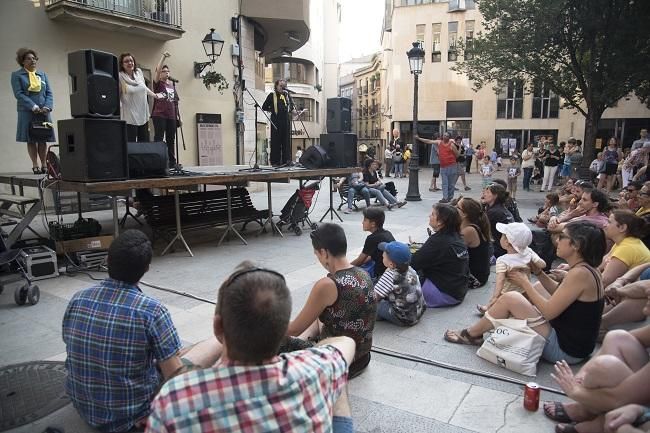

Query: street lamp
[405,41,425,201]
[194,28,225,77]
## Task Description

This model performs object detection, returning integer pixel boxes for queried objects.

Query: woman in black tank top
[457,198,491,287]
[445,221,606,364]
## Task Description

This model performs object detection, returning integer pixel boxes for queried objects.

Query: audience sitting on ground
[529,192,560,228]
[616,181,643,212]
[457,197,492,288]
[636,182,650,248]
[350,207,395,279]
[600,210,650,287]
[373,241,425,326]
[600,262,650,340]
[545,288,650,433]
[445,221,606,367]
[492,179,522,223]
[477,222,546,314]
[146,261,357,433]
[62,230,222,433]
[411,203,470,307]
[286,223,376,377]
[481,183,514,258]
[604,404,650,433]
[362,159,406,210]
[552,180,594,226]
[338,171,372,214]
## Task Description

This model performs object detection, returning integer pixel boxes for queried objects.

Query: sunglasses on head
[224,267,286,288]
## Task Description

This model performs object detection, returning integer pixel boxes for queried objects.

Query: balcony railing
[46,0,182,29]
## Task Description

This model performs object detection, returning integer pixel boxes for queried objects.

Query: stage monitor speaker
[68,49,119,118]
[128,142,169,178]
[299,144,329,169]
[326,97,352,133]
[320,133,357,168]
[58,118,128,181]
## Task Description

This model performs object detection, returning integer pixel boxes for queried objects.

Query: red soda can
[523,382,540,411]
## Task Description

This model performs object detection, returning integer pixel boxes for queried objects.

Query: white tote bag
[476,313,546,377]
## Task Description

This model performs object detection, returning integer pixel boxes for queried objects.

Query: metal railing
[46,0,182,28]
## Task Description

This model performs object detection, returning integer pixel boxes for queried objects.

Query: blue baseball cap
[378,241,411,265]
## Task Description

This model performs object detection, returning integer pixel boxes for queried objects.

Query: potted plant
[314,83,322,92]
[202,70,229,94]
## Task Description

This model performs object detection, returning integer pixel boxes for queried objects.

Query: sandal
[41,166,47,175]
[476,304,488,316]
[32,167,41,175]
[444,329,484,345]
[544,401,574,423]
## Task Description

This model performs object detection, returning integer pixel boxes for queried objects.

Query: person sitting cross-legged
[63,230,222,433]
[373,241,425,326]
[286,223,377,377]
[146,262,357,433]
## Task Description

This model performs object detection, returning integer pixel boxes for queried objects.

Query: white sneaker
[343,208,352,214]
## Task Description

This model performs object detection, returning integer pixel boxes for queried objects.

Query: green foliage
[453,0,650,157]
[202,70,229,94]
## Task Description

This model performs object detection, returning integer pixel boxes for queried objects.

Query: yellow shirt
[610,236,650,269]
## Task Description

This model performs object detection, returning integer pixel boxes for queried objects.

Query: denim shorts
[332,416,354,433]
[541,328,584,365]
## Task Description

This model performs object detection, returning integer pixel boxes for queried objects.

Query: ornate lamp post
[194,28,225,76]
[405,41,425,201]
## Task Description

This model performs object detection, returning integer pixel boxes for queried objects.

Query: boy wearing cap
[373,241,425,326]
[477,222,546,314]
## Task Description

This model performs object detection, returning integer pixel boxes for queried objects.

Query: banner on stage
[197,113,223,166]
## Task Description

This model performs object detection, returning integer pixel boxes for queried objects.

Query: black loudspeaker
[68,50,119,118]
[58,118,128,181]
[299,144,329,169]
[320,133,357,168]
[327,97,352,133]
[128,142,169,178]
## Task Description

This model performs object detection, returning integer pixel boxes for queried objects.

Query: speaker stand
[119,194,143,228]
[319,176,343,223]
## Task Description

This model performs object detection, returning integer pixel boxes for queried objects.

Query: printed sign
[197,113,223,166]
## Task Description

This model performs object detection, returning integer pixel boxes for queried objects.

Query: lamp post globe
[405,41,425,202]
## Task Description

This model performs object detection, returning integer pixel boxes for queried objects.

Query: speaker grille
[87,75,119,117]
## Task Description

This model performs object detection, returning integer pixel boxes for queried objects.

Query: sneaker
[464,186,471,191]
[387,203,395,210]
[438,198,450,204]
[343,208,352,214]
[397,201,407,208]
[429,187,436,192]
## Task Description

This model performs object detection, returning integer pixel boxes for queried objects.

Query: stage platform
[0,165,358,256]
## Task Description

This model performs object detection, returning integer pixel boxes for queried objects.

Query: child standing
[507,156,521,199]
[374,241,425,326]
[480,155,494,189]
[477,223,546,314]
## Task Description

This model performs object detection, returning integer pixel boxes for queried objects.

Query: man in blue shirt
[62,230,221,432]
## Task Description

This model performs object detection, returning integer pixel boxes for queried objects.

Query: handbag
[476,312,546,376]
[29,113,53,142]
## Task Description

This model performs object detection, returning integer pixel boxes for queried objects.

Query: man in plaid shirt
[62,230,221,432]
[146,262,356,433]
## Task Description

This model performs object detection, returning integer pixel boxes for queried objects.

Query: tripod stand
[240,85,276,171]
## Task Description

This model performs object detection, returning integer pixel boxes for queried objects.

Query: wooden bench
[0,194,42,248]
[139,187,268,245]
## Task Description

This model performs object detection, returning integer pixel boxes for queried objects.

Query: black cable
[371,346,565,395]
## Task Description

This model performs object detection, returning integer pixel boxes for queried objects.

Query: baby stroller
[278,181,320,235]
[0,233,40,306]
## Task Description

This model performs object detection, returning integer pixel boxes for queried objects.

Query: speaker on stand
[68,49,120,118]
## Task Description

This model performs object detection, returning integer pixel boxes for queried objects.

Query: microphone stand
[170,80,189,175]
[240,86,276,172]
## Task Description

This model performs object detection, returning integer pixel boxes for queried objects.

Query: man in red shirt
[416,132,460,203]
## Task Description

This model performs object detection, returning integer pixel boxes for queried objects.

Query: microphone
[168,77,179,83]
